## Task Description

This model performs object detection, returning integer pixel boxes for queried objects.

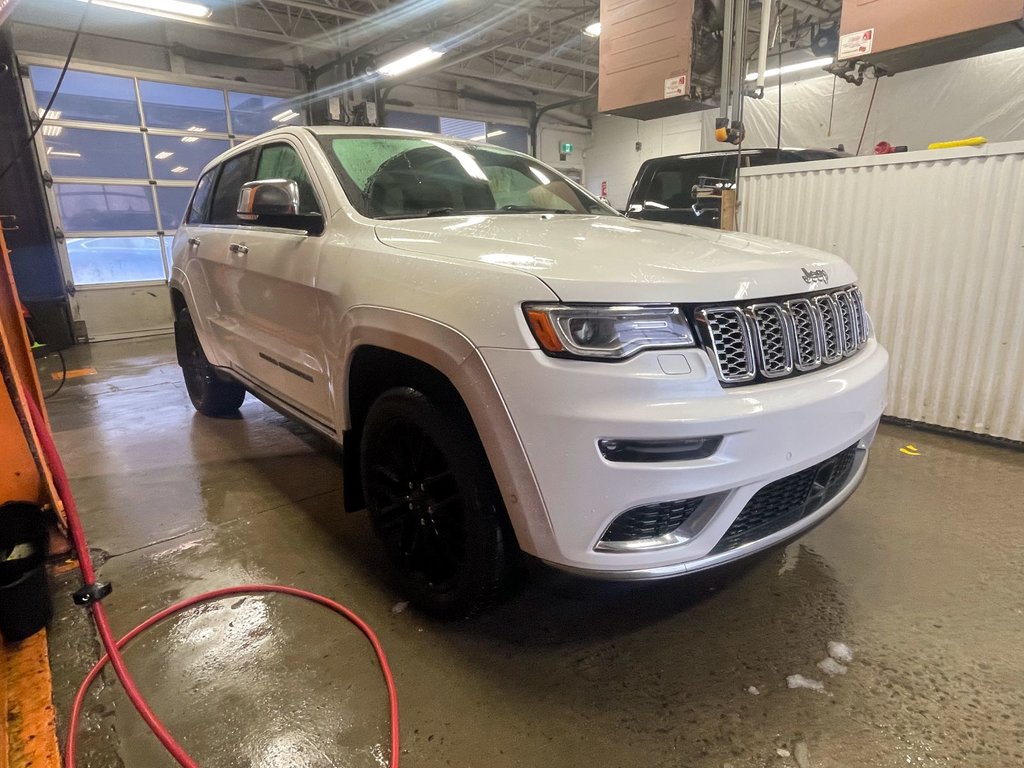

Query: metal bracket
[72,581,113,606]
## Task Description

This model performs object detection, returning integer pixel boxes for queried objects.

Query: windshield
[318,135,616,220]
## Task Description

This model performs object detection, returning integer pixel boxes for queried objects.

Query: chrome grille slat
[814,294,844,364]
[696,307,756,383]
[699,286,869,385]
[784,298,822,371]
[748,304,793,378]
[834,291,858,356]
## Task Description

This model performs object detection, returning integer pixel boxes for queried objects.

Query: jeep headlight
[523,303,696,360]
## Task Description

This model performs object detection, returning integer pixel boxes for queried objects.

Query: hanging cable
[0,0,92,183]
[856,76,880,155]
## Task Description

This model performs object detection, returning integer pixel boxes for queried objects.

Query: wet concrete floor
[42,336,1024,768]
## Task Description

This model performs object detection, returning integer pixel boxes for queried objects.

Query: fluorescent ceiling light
[46,148,81,158]
[180,136,200,143]
[38,108,62,119]
[746,56,833,81]
[42,125,63,137]
[377,47,443,78]
[186,126,207,132]
[171,166,188,173]
[583,21,601,37]
[154,151,173,160]
[469,129,507,141]
[271,109,300,123]
[75,0,211,19]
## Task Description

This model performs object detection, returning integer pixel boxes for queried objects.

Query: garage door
[23,59,302,341]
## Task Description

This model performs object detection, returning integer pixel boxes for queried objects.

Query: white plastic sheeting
[740,142,1024,442]
[700,46,1024,153]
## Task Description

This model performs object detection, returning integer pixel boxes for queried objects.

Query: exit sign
[560,142,574,153]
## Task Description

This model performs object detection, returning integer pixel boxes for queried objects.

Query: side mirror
[236,179,324,234]
[237,179,300,218]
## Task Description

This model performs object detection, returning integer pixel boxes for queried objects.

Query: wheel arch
[333,307,553,555]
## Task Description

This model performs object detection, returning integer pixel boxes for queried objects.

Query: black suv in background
[625,147,847,228]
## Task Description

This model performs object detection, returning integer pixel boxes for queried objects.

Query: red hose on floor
[22,395,399,768]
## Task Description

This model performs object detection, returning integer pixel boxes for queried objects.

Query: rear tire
[360,387,517,619]
[175,306,245,417]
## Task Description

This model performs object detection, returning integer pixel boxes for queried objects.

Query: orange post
[0,223,63,767]
[0,224,60,514]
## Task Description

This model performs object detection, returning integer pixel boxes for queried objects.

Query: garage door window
[148,135,231,181]
[155,186,196,231]
[55,184,158,231]
[29,66,139,125]
[65,236,165,286]
[229,92,293,136]
[27,63,301,288]
[42,128,149,178]
[138,81,229,133]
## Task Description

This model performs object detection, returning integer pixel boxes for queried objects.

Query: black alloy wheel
[360,387,516,618]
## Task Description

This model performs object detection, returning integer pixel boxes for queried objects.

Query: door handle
[188,236,201,247]
[228,243,249,255]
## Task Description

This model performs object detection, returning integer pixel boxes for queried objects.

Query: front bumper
[479,339,888,575]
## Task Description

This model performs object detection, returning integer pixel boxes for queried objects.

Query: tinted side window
[186,169,217,225]
[255,144,321,215]
[647,168,687,208]
[209,151,256,225]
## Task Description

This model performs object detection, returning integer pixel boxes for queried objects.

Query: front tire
[360,387,518,619]
[175,306,245,417]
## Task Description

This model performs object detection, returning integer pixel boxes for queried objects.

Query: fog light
[598,436,722,463]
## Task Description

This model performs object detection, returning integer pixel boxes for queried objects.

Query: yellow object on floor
[0,630,61,768]
[53,367,96,381]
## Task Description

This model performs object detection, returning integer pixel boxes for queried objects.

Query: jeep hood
[374,215,856,303]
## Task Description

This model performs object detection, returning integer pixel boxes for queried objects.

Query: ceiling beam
[447,67,590,97]
[256,0,365,21]
[495,45,598,74]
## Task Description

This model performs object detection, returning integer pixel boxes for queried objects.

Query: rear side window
[186,169,216,225]
[640,157,737,209]
[256,143,321,215]
[208,151,256,225]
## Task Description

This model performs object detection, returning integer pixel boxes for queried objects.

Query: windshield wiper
[374,207,458,220]
[497,205,576,214]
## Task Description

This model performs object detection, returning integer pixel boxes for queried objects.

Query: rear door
[227,140,332,424]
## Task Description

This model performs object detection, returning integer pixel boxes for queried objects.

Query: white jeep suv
[170,126,888,617]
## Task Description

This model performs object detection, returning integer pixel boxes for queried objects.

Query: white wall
[583,112,704,209]
[705,46,1024,154]
[583,45,1024,210]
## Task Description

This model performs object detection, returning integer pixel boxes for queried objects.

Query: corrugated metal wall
[740,143,1024,442]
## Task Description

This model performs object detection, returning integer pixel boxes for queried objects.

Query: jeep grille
[696,287,869,385]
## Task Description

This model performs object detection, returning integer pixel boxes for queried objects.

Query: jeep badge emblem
[801,267,829,285]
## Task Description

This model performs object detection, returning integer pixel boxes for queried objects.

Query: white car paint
[171,126,888,578]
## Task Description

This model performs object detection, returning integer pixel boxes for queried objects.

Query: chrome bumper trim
[544,447,869,581]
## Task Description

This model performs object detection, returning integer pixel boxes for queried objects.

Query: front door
[221,141,331,424]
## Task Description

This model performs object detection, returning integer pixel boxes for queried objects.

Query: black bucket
[0,501,53,642]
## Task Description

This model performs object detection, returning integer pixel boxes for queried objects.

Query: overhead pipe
[717,0,735,123]
[753,0,773,97]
